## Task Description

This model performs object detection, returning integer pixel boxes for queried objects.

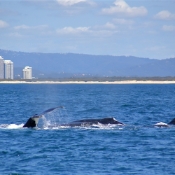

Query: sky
[0,0,175,59]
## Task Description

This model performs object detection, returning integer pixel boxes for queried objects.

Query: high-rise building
[23,66,32,79]
[4,60,14,79]
[0,56,4,79]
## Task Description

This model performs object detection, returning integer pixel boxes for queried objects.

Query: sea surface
[0,83,175,175]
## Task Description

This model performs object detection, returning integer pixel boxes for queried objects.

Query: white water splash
[0,124,24,129]
[37,107,69,129]
[154,122,169,127]
[86,123,124,130]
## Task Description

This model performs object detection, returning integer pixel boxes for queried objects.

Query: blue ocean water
[0,84,175,174]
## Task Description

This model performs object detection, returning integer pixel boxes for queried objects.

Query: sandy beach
[0,80,175,84]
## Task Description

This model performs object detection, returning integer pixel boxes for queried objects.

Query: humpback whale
[23,107,123,128]
[23,106,175,128]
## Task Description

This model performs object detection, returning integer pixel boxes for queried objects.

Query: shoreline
[0,80,175,84]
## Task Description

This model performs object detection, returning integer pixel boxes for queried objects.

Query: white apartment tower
[0,56,4,79]
[23,66,32,79]
[4,60,14,79]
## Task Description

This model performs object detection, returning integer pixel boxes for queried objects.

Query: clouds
[162,25,175,32]
[56,0,86,6]
[154,10,175,32]
[103,22,116,29]
[113,18,134,25]
[0,0,175,59]
[56,26,90,35]
[154,10,175,20]
[9,24,50,38]
[0,20,8,28]
[55,0,95,6]
[56,24,118,38]
[101,0,147,17]
[14,25,48,30]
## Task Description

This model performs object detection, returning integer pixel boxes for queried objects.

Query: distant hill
[0,49,175,78]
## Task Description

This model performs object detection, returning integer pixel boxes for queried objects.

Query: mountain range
[0,49,175,79]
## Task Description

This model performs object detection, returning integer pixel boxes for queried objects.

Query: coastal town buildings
[4,60,14,79]
[0,56,13,79]
[23,66,32,79]
[0,55,33,80]
[0,56,4,79]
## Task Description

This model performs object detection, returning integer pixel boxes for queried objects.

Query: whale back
[168,118,175,125]
[98,117,123,125]
[69,117,123,126]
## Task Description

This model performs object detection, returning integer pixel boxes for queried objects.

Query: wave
[0,123,24,129]
[0,119,173,131]
[38,123,125,130]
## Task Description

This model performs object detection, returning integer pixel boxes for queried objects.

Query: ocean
[0,83,175,174]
